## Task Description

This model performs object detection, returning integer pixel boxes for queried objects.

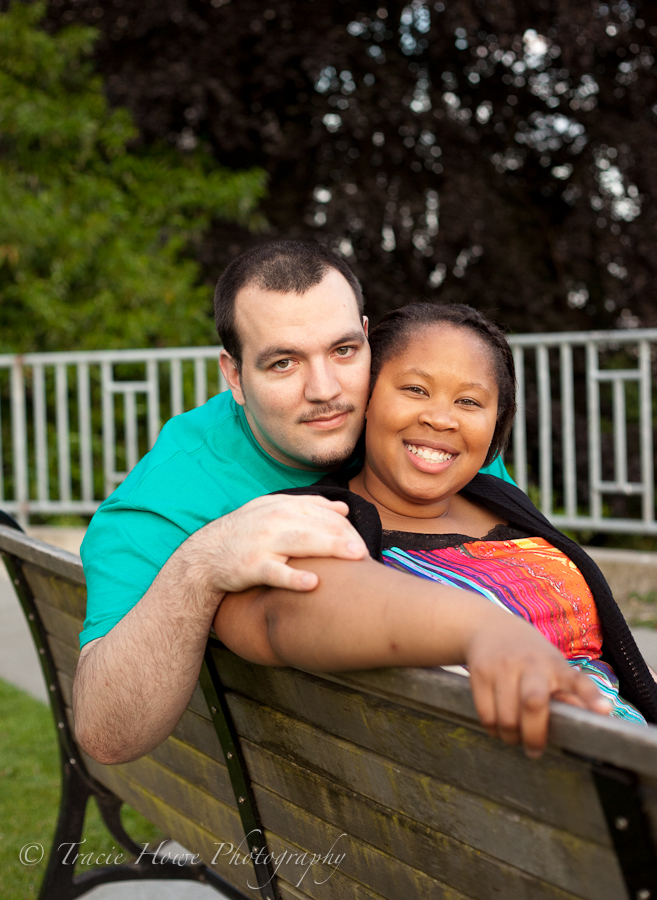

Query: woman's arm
[214,556,611,756]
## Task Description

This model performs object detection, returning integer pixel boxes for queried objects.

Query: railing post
[77,363,94,504]
[170,358,183,418]
[101,362,115,499]
[147,359,160,449]
[586,341,602,522]
[512,346,527,494]
[10,356,29,528]
[536,344,552,518]
[33,363,49,506]
[55,363,71,504]
[639,340,654,527]
[560,343,577,519]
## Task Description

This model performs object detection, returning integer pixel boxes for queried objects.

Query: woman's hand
[466,612,613,758]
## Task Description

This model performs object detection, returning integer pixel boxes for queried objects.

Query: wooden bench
[2,520,657,900]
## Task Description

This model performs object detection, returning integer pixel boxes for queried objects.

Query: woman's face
[363,324,499,514]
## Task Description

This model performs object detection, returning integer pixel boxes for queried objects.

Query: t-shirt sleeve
[79,502,190,648]
[479,455,517,486]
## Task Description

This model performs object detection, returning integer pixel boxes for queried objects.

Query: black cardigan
[281,472,657,724]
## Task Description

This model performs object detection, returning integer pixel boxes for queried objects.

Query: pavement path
[2,528,657,899]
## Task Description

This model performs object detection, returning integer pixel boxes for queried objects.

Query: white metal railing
[0,329,655,533]
[509,329,655,534]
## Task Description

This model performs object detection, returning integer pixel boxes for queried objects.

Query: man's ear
[219,349,246,407]
[362,315,369,336]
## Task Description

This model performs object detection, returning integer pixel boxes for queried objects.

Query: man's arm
[214,557,613,757]
[73,494,369,765]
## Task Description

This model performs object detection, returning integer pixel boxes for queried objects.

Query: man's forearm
[73,542,222,765]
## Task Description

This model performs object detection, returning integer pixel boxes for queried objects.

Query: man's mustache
[296,403,355,424]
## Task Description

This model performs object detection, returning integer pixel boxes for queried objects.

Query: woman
[214,304,657,745]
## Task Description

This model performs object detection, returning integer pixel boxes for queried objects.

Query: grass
[0,678,164,900]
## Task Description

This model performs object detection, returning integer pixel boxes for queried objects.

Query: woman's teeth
[406,444,454,463]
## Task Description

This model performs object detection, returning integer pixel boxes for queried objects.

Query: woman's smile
[403,441,458,473]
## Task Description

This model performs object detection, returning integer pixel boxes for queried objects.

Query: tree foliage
[34,0,657,333]
[0,1,266,352]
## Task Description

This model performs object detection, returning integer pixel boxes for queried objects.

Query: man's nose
[304,361,342,403]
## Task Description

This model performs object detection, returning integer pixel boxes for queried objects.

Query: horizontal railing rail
[1,329,655,533]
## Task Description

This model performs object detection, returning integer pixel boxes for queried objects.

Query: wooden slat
[0,526,85,584]
[103,754,239,843]
[82,754,256,896]
[147,735,236,811]
[245,742,620,900]
[172,708,223,762]
[34,597,82,649]
[211,650,609,843]
[171,696,623,898]
[83,750,390,900]
[59,668,73,707]
[330,666,657,780]
[260,787,471,900]
[278,882,356,900]
[264,830,423,900]
[258,789,586,900]
[188,680,210,718]
[22,561,87,619]
[49,633,79,679]
[141,732,594,900]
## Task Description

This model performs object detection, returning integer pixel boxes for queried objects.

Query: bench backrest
[2,523,657,900]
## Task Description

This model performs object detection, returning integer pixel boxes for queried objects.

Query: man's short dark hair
[214,240,364,369]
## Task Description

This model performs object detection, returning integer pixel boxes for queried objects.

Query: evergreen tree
[0,1,265,352]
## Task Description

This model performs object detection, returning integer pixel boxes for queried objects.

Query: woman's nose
[418,402,458,430]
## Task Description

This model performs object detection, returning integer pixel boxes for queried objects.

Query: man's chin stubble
[303,436,358,469]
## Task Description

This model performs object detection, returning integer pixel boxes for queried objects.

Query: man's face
[220,268,370,470]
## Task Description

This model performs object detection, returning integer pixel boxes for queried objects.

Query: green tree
[0,1,266,352]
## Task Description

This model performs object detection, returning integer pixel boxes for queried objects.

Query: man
[73,241,605,765]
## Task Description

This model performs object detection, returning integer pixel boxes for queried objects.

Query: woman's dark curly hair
[368,303,516,467]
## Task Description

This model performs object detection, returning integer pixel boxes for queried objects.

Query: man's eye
[272,359,293,371]
[334,346,356,358]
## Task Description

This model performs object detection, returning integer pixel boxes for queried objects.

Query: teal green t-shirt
[80,391,515,647]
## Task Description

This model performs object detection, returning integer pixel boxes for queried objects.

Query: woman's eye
[404,385,427,395]
[458,397,480,407]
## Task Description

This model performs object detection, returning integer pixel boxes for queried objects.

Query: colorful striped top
[381,527,646,725]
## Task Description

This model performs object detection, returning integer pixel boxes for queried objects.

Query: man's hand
[466,614,612,758]
[187,493,368,594]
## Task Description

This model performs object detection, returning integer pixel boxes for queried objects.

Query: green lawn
[0,678,164,900]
